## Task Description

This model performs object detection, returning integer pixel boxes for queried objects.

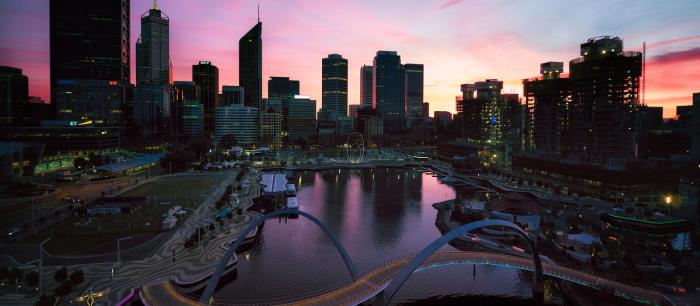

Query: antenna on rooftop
[257,3,260,22]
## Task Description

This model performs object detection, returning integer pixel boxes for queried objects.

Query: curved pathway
[142,250,669,306]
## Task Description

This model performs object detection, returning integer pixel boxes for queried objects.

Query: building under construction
[523,61,571,157]
[568,36,642,165]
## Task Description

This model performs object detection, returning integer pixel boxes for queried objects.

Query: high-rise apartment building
[50,0,130,113]
[192,61,219,134]
[568,36,642,164]
[322,54,348,117]
[523,62,570,156]
[239,21,262,109]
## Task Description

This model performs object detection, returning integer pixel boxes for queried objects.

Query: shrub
[53,280,72,297]
[69,270,84,285]
[0,266,8,281]
[35,294,54,306]
[9,268,23,283]
[54,266,67,282]
[24,271,39,287]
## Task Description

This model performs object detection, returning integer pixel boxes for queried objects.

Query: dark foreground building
[50,0,130,113]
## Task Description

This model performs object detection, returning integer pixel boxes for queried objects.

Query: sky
[1,0,699,118]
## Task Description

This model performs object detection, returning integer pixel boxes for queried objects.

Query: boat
[286,196,299,210]
[285,183,297,197]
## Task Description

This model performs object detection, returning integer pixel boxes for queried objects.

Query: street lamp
[116,236,133,271]
[39,237,51,295]
[664,195,672,216]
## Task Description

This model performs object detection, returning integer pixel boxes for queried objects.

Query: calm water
[215,167,531,304]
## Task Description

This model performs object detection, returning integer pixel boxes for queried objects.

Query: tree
[221,134,237,150]
[73,157,87,170]
[35,294,54,306]
[53,280,72,297]
[69,269,84,285]
[0,266,8,281]
[295,137,308,149]
[54,266,68,282]
[9,268,23,283]
[24,271,39,287]
[160,151,193,173]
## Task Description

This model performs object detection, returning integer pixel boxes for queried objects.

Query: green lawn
[24,172,234,255]
[119,172,231,202]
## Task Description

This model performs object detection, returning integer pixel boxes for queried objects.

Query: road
[0,169,160,242]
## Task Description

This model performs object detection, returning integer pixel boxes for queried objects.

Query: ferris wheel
[345,132,365,163]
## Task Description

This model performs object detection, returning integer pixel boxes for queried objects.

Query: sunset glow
[1,0,698,118]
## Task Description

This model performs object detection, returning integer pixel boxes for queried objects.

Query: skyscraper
[136,1,169,85]
[172,81,201,136]
[55,80,129,126]
[523,62,570,156]
[268,77,299,100]
[0,66,29,126]
[693,93,700,161]
[322,54,348,117]
[192,61,219,134]
[568,36,642,164]
[404,63,424,127]
[360,65,373,108]
[50,0,130,111]
[287,96,317,145]
[133,84,170,135]
[373,51,406,131]
[239,21,262,109]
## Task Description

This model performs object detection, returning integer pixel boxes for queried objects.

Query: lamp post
[39,237,51,295]
[665,195,672,216]
[116,236,133,271]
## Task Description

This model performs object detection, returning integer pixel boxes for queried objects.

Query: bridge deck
[141,251,668,306]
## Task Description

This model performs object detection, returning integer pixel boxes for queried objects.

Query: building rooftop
[94,153,166,173]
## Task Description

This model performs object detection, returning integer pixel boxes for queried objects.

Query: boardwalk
[142,251,669,306]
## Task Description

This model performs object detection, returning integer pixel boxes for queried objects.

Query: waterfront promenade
[142,250,669,306]
[6,169,264,305]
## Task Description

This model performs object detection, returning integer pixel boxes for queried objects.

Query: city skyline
[1,0,699,117]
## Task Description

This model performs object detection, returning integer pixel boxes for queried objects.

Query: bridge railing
[161,250,667,306]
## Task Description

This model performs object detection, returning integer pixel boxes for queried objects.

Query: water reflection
[216,167,528,304]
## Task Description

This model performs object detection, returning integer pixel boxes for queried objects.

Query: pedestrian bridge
[139,210,669,306]
[140,250,667,306]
